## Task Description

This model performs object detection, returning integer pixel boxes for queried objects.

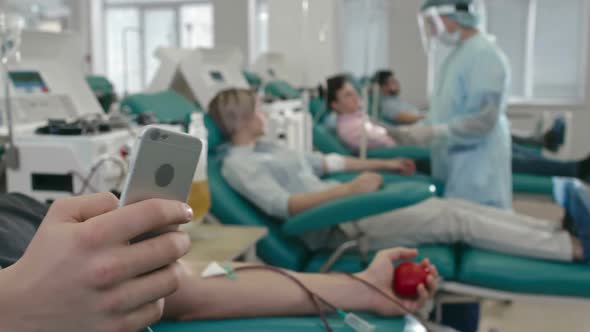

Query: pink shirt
[337,111,396,152]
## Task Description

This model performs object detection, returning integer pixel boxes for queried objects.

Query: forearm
[164,261,372,321]
[287,184,352,215]
[445,93,503,145]
[344,157,387,172]
[394,112,425,125]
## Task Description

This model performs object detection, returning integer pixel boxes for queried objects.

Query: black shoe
[578,154,590,183]
[543,116,566,152]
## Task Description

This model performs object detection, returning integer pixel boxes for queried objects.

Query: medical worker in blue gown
[390,1,512,330]
[393,0,512,209]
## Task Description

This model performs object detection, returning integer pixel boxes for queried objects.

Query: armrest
[368,145,430,160]
[282,181,436,236]
[324,172,439,187]
[513,173,553,196]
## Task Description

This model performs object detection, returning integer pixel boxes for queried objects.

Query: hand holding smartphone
[119,125,202,242]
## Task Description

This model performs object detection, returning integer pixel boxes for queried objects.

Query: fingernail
[183,204,194,221]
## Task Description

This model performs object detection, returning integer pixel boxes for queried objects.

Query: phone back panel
[120,126,202,207]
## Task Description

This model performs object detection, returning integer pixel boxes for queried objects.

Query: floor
[479,298,590,332]
[476,195,590,332]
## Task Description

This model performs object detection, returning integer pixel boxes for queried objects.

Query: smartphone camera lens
[150,129,161,141]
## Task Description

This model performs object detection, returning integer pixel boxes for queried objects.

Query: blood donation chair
[124,91,433,331]
[198,114,590,323]
[133,91,590,332]
[243,70,263,90]
[120,90,200,124]
[86,75,116,113]
[308,96,555,196]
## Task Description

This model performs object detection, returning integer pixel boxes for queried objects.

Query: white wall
[389,1,428,108]
[66,0,92,73]
[339,0,391,79]
[213,0,252,68]
[267,0,339,87]
[501,2,590,159]
[501,0,590,159]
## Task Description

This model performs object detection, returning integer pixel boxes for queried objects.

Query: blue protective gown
[429,34,512,209]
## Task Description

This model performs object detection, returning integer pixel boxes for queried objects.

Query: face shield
[417,4,476,53]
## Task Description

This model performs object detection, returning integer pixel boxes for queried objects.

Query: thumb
[377,247,418,263]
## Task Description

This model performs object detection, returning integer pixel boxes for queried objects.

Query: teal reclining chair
[309,96,554,196]
[311,95,434,176]
[86,75,116,113]
[203,113,449,272]
[205,112,590,298]
[149,115,449,331]
[207,111,590,307]
[265,79,302,100]
[120,90,201,124]
[243,72,301,100]
[243,70,263,90]
[139,94,590,332]
[152,314,410,332]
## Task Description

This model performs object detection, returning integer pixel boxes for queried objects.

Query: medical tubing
[233,265,334,332]
[338,272,432,331]
[230,266,433,332]
[69,156,127,195]
[69,171,100,193]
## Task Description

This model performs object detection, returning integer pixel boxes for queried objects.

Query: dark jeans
[512,144,578,177]
[512,135,543,149]
[439,303,480,332]
[416,144,578,178]
[555,178,590,235]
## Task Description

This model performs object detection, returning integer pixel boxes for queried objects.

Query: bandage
[324,153,346,173]
[202,262,237,280]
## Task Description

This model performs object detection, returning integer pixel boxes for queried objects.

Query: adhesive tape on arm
[325,154,346,173]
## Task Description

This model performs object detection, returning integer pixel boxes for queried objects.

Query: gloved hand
[388,125,447,146]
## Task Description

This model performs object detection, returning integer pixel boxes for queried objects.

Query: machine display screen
[9,71,49,93]
[210,71,225,83]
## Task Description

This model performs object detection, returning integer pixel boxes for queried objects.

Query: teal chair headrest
[243,70,262,88]
[120,90,197,124]
[309,96,330,122]
[265,80,301,100]
[204,113,225,153]
[86,75,114,94]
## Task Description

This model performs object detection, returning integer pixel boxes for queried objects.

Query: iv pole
[0,13,24,170]
[359,0,375,161]
[300,0,313,152]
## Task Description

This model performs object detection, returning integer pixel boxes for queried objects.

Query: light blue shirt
[380,95,420,123]
[222,141,339,220]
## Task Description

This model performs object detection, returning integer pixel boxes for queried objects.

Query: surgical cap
[421,0,479,28]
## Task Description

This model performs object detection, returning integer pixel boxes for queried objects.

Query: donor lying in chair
[208,88,590,264]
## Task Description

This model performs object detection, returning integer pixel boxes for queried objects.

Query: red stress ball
[393,262,429,298]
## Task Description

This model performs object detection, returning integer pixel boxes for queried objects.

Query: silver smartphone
[119,125,202,241]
